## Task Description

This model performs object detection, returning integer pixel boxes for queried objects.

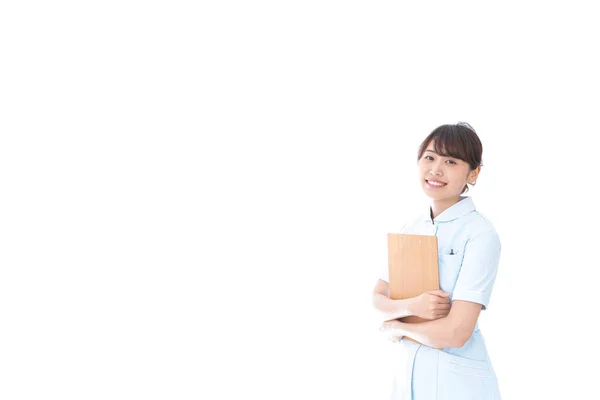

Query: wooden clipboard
[387,233,439,345]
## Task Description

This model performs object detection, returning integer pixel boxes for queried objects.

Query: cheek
[448,171,468,187]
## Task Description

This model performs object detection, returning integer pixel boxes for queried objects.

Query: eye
[424,155,434,161]
[445,159,457,165]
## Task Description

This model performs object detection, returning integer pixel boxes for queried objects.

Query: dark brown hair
[417,122,483,193]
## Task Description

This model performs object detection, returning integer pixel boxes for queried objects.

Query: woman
[373,122,502,400]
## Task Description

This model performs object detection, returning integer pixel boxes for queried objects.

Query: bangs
[430,127,469,161]
[418,124,481,168]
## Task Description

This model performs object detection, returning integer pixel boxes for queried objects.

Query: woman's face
[418,140,479,201]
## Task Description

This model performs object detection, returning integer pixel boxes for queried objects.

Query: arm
[372,279,413,321]
[381,300,482,348]
[372,279,451,322]
[382,229,502,348]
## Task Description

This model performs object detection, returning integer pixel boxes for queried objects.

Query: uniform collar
[423,196,476,223]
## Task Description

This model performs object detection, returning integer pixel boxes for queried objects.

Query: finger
[436,303,451,310]
[380,321,392,331]
[388,335,402,343]
[432,297,450,305]
[426,290,449,298]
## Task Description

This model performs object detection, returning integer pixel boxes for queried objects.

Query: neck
[430,196,462,220]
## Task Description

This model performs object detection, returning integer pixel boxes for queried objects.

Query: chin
[421,187,457,201]
[421,192,442,201]
[424,194,447,201]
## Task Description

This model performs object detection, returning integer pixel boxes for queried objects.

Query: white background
[1,1,599,399]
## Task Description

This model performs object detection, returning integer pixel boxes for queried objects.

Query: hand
[388,335,404,343]
[409,290,451,320]
[387,334,403,343]
[380,320,403,343]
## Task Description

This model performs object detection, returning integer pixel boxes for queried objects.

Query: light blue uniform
[379,196,502,400]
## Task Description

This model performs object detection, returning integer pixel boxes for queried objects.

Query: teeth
[428,180,445,186]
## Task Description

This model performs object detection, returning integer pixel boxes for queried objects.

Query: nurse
[373,122,502,400]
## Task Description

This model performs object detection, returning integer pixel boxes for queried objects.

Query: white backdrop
[1,1,599,399]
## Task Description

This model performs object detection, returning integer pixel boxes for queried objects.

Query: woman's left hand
[380,320,404,342]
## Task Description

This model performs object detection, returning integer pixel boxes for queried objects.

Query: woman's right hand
[409,290,451,320]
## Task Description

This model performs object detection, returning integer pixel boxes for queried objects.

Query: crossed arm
[373,279,482,348]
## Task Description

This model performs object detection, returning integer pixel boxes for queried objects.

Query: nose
[429,160,443,176]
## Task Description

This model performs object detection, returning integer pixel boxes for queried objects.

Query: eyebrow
[424,149,455,158]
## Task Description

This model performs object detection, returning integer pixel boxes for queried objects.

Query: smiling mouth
[425,179,447,187]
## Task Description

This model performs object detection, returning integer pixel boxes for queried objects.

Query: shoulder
[461,211,501,251]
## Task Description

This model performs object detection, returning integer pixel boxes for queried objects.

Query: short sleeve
[452,230,501,310]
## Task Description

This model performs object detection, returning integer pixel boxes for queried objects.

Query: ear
[468,166,481,184]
